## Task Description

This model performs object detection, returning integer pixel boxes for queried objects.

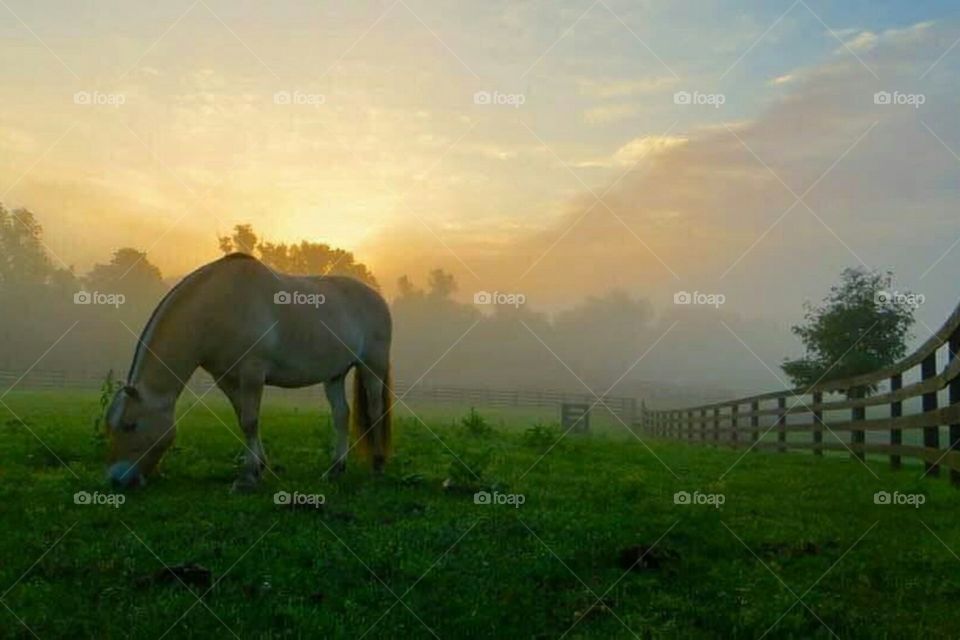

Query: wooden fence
[639,300,960,483]
[0,368,637,423]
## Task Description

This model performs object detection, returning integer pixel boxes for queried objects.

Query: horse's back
[194,256,390,383]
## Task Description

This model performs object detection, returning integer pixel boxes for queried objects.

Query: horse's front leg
[220,373,267,492]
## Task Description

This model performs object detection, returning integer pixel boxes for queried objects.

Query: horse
[105,253,392,490]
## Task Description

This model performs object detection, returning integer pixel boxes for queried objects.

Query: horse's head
[105,385,176,488]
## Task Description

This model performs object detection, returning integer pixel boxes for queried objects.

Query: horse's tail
[351,362,392,471]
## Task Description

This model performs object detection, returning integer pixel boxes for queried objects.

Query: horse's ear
[123,385,140,399]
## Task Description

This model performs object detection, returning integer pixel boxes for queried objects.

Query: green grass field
[1,391,958,639]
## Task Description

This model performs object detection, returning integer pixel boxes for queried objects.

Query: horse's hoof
[324,460,346,480]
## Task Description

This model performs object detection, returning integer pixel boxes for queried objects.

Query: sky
[2,0,960,338]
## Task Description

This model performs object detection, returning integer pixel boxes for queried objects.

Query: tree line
[0,206,917,402]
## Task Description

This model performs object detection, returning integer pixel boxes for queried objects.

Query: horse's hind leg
[323,374,349,478]
[358,363,388,473]
[219,373,266,492]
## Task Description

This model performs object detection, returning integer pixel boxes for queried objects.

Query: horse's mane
[126,253,257,383]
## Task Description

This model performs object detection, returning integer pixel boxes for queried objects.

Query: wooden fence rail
[637,300,960,483]
[0,369,637,423]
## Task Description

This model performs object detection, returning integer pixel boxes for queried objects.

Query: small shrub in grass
[459,407,493,437]
[92,369,122,440]
[444,447,494,493]
[523,422,560,449]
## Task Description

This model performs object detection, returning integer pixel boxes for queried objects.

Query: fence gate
[561,403,591,433]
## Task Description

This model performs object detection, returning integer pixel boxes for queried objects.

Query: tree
[426,269,457,300]
[0,205,59,287]
[218,224,258,255]
[218,224,377,287]
[782,268,916,394]
[396,275,419,299]
[85,248,166,302]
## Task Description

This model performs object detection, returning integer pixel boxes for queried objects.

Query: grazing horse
[105,253,392,490]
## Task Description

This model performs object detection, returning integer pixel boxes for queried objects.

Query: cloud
[841,31,879,52]
[576,76,679,99]
[582,104,638,125]
[517,20,960,317]
[370,20,960,332]
[611,135,689,166]
[834,20,935,54]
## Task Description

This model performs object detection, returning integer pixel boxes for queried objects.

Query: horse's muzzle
[108,461,144,488]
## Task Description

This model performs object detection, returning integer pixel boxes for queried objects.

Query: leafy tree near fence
[782,267,916,395]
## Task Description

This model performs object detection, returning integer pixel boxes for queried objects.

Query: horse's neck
[129,319,199,401]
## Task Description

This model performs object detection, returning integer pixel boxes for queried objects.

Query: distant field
[1,390,958,639]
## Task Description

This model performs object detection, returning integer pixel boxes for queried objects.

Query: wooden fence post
[812,391,823,456]
[700,409,707,443]
[951,329,960,485]
[713,407,720,446]
[922,352,940,477]
[751,400,759,443]
[851,387,865,461]
[687,410,694,442]
[890,374,902,470]
[776,397,786,453]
